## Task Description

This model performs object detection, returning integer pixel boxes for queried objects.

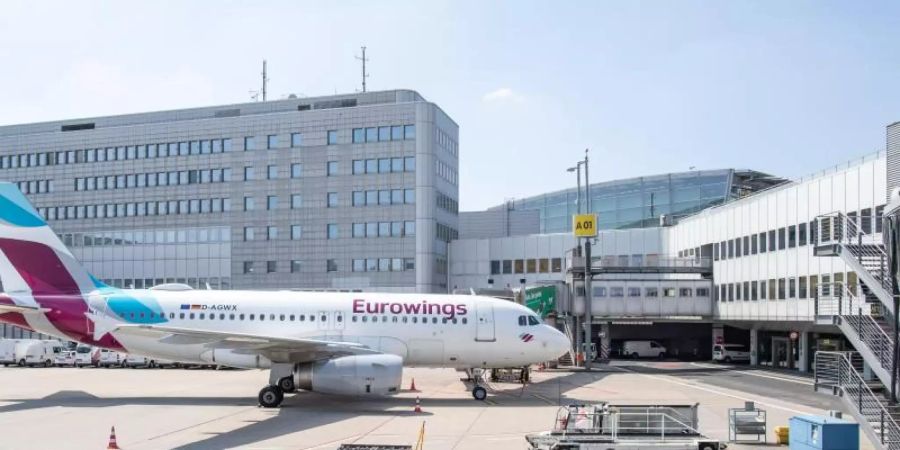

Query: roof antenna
[249,59,269,102]
[355,46,369,92]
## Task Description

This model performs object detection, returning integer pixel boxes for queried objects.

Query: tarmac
[0,360,875,450]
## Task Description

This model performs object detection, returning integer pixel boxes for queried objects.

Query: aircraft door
[474,301,496,342]
[333,310,345,330]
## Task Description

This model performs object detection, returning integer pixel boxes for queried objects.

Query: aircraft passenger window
[189,313,195,319]
[130,313,135,319]
[289,315,295,321]
[412,317,417,323]
[180,313,185,319]
[402,317,408,323]
[249,314,255,320]
[140,313,145,319]
[373,316,378,323]
[170,313,175,319]
[230,314,235,320]
[220,314,225,320]
[518,316,527,326]
[442,318,448,324]
[320,314,326,322]
[528,316,540,326]
[199,313,205,319]
[392,317,397,323]
[239,314,245,320]
[432,317,438,324]
[209,314,214,320]
[423,318,428,326]
[382,316,387,322]
[362,316,368,322]
[462,318,467,324]
[337,315,343,322]
[280,314,285,321]
[352,316,358,322]
[270,314,276,321]
[452,318,458,324]
[260,315,265,321]
[300,315,305,321]
[309,315,315,322]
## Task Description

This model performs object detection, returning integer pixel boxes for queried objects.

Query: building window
[244,136,255,151]
[799,276,808,299]
[243,227,254,241]
[244,197,254,211]
[244,166,254,181]
[267,135,278,149]
[768,230,776,252]
[788,225,797,248]
[352,128,365,143]
[291,163,302,178]
[326,259,338,272]
[799,223,807,246]
[751,234,758,255]
[777,228,786,250]
[327,224,338,239]
[327,130,338,145]
[291,225,302,240]
[267,261,277,273]
[267,226,278,240]
[291,133,302,147]
[267,195,278,210]
[404,124,416,139]
[490,260,500,275]
[327,161,338,176]
[352,160,365,174]
[291,194,302,209]
[366,127,377,142]
[291,260,302,273]
[267,165,278,180]
[502,260,512,274]
[759,232,767,253]
[243,261,255,274]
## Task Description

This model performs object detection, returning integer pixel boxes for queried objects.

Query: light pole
[582,149,593,370]
[567,163,583,365]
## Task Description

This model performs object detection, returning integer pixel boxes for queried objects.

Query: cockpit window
[528,316,540,326]
[518,315,527,326]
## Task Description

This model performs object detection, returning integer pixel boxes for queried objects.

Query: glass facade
[506,170,758,233]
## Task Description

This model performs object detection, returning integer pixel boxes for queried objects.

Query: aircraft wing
[111,324,378,363]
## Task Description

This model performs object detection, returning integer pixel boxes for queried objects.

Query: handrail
[553,405,702,440]
[815,351,900,448]
[815,282,894,372]
[816,212,892,297]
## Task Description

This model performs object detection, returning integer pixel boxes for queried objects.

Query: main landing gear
[258,363,296,408]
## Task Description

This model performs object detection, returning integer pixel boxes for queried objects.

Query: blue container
[789,415,859,450]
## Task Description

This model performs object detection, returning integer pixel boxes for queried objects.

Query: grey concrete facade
[0,90,458,293]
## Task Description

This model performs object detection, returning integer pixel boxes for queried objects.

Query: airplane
[0,182,571,408]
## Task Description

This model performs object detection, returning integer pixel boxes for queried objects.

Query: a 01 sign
[573,213,598,237]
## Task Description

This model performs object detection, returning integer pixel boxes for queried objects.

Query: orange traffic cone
[409,378,418,391]
[414,396,423,414]
[107,426,120,449]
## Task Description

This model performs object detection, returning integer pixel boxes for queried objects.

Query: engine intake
[295,354,402,396]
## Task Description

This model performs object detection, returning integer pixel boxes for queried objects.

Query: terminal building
[0,90,459,297]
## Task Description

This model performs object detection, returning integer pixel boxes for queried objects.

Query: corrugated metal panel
[887,122,900,201]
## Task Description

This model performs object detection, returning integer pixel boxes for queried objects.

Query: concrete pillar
[750,328,759,366]
[798,331,810,372]
[600,322,611,361]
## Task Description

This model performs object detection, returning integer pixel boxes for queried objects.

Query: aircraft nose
[545,327,571,359]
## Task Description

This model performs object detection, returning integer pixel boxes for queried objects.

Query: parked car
[15,340,62,367]
[622,340,667,359]
[712,344,751,363]
[0,339,18,366]
[73,345,93,367]
[55,350,78,367]
[124,354,175,368]
[93,348,126,368]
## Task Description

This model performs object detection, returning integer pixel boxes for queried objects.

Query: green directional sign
[524,285,557,318]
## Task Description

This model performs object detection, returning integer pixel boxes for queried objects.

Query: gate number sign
[573,214,598,237]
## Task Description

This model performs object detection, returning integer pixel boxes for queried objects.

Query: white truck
[93,348,126,368]
[15,340,62,367]
[0,339,18,366]
[622,340,667,359]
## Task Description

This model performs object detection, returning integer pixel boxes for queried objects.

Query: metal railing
[593,256,712,270]
[815,351,900,449]
[816,282,894,373]
[553,404,701,440]
[817,212,892,298]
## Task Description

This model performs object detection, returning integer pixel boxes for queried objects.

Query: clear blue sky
[1,1,898,210]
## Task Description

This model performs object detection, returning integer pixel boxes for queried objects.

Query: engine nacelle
[199,349,272,369]
[295,354,403,396]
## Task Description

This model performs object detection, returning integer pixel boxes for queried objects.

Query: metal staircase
[814,212,894,317]
[815,351,900,449]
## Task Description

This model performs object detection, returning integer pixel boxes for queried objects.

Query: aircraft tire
[278,376,296,393]
[472,386,487,401]
[259,385,284,408]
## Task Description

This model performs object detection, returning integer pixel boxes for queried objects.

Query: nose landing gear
[472,385,487,401]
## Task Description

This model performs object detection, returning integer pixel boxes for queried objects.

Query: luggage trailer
[526,403,726,450]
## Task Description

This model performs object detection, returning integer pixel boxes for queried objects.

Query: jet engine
[295,354,403,396]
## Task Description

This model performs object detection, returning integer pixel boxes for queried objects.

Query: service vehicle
[73,345,93,367]
[93,348,125,368]
[622,340,667,359]
[54,350,78,367]
[712,344,751,363]
[15,340,61,367]
[0,339,18,366]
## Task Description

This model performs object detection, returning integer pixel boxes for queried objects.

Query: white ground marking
[688,362,814,386]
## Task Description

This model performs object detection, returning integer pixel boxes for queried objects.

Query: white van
[0,339,18,366]
[125,354,175,368]
[73,345,93,368]
[622,340,667,359]
[712,344,751,363]
[15,340,61,367]
[93,348,126,368]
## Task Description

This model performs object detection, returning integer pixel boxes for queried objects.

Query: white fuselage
[85,290,570,369]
